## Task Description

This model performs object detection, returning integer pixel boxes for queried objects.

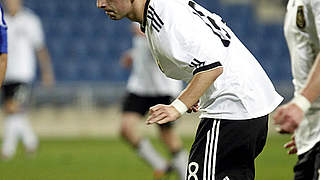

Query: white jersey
[4,8,45,83]
[141,0,283,120]
[127,34,183,97]
[284,0,320,154]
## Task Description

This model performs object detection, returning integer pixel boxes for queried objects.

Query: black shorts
[294,142,320,180]
[122,92,175,127]
[187,115,268,180]
[1,82,31,106]
[122,92,173,115]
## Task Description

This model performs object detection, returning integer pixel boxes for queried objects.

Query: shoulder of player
[21,8,41,21]
[150,0,190,20]
[148,0,195,32]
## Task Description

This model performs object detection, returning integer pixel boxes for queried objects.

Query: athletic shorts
[1,82,31,106]
[122,92,173,115]
[294,142,320,180]
[122,92,174,127]
[187,115,268,180]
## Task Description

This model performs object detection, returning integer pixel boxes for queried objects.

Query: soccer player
[119,22,188,179]
[1,0,55,160]
[273,0,320,179]
[97,0,283,179]
[0,2,7,87]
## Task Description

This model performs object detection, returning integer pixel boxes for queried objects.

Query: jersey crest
[296,6,306,29]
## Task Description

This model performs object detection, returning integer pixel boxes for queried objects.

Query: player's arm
[36,47,55,87]
[0,21,7,88]
[274,1,320,133]
[273,53,320,134]
[0,52,7,87]
[147,67,223,125]
[300,49,320,102]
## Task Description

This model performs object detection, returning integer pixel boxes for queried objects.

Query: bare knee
[119,112,141,139]
[120,118,132,138]
[4,100,20,114]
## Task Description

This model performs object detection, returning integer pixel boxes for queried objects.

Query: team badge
[296,6,306,29]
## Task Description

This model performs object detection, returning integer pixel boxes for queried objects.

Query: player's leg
[187,115,268,180]
[159,124,188,180]
[1,83,20,159]
[20,113,38,155]
[119,93,168,176]
[214,116,268,179]
[150,95,188,179]
[120,112,143,147]
[313,146,320,180]
[1,83,37,158]
[293,148,316,180]
[293,110,320,180]
[1,111,20,160]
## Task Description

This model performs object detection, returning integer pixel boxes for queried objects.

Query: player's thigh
[186,118,217,180]
[294,149,316,180]
[215,116,268,179]
[313,145,320,180]
[187,116,268,180]
[121,112,143,128]
[293,142,320,180]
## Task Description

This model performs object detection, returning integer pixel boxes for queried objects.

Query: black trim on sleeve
[193,62,222,75]
[140,0,151,33]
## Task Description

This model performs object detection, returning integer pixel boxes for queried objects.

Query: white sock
[137,139,167,171]
[2,113,38,159]
[2,114,22,159]
[19,114,38,152]
[172,150,189,180]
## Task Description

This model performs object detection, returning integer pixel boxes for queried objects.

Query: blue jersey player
[0,2,7,87]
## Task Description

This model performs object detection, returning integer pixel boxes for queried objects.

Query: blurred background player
[274,0,320,179]
[1,0,55,160]
[119,22,188,179]
[0,1,7,87]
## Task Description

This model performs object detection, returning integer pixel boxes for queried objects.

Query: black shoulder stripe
[151,23,160,32]
[148,11,162,29]
[141,0,151,32]
[149,7,164,25]
[147,6,164,32]
[193,62,222,75]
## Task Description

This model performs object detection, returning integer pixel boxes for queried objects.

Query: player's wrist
[292,94,311,113]
[171,99,188,115]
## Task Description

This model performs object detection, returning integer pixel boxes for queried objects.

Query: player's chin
[108,14,122,20]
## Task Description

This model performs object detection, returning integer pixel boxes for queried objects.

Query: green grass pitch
[0,134,296,180]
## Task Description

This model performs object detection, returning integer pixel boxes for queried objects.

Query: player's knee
[119,120,131,138]
[4,100,20,114]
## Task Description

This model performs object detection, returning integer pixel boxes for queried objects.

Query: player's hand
[284,135,297,155]
[146,104,180,125]
[187,101,199,113]
[273,102,304,134]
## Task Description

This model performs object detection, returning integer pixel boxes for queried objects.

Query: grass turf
[0,134,296,180]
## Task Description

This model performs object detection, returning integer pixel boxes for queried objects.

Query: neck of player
[127,0,147,24]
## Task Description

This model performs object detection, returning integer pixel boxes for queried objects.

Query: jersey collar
[140,0,151,33]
